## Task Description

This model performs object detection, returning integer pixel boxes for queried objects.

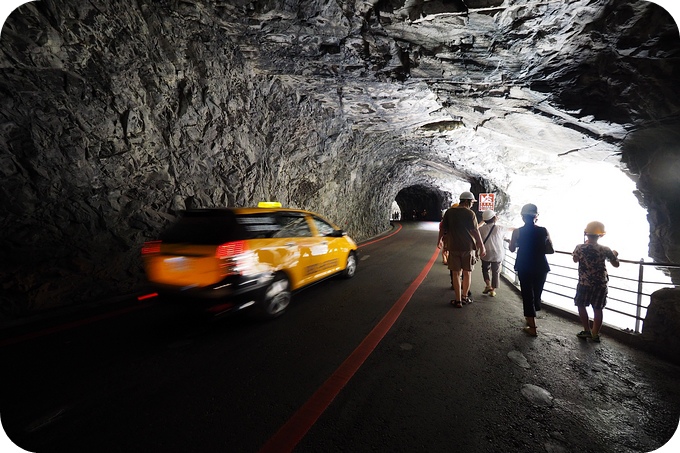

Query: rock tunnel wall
[623,125,680,275]
[0,1,405,315]
[0,0,679,317]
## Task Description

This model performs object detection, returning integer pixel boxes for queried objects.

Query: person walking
[572,221,620,342]
[508,203,553,336]
[478,210,512,297]
[437,203,459,265]
[436,211,448,265]
[438,203,472,299]
[440,192,486,308]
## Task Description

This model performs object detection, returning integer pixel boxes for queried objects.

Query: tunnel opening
[395,185,451,222]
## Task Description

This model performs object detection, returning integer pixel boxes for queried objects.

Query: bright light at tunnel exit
[504,159,673,333]
[535,162,647,255]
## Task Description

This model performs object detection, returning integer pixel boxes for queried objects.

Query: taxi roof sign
[257,201,282,208]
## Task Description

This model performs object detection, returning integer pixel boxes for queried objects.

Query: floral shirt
[573,243,617,287]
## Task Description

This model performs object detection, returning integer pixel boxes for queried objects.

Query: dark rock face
[623,126,680,271]
[0,0,679,316]
[642,287,680,364]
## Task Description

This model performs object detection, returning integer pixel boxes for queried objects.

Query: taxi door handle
[285,242,296,248]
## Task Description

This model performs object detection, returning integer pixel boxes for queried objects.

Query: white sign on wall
[479,193,495,212]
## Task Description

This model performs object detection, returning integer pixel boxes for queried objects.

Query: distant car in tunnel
[141,205,358,318]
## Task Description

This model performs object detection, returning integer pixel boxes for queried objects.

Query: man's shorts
[574,284,608,310]
[447,250,476,272]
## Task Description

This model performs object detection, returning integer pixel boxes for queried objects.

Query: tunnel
[0,0,679,316]
[395,185,451,222]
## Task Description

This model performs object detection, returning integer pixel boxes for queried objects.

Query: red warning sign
[479,193,495,212]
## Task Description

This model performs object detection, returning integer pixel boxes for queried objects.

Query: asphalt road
[1,222,679,453]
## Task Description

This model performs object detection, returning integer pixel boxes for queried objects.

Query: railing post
[635,258,644,334]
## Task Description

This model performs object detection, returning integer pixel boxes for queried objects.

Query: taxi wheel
[259,273,291,319]
[341,252,357,279]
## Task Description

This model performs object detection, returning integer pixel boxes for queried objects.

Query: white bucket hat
[482,210,496,221]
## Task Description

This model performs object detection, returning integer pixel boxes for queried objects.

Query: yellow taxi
[141,203,358,318]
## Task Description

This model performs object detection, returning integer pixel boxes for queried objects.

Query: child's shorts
[574,284,608,310]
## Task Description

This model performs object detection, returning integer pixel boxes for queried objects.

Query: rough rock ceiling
[231,0,680,255]
[233,0,678,134]
[226,0,680,228]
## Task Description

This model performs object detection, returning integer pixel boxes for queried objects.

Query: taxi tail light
[142,241,162,255]
[216,240,256,276]
[216,240,247,259]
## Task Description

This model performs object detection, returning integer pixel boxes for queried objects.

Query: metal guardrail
[500,246,680,334]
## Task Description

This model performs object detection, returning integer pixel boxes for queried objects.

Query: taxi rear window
[160,210,246,244]
[235,214,282,238]
[159,210,311,243]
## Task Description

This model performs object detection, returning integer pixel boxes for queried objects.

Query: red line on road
[258,245,440,453]
[358,222,403,248]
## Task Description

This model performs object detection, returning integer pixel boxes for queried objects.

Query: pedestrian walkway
[292,237,680,452]
[428,257,680,452]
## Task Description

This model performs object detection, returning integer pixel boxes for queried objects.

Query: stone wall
[641,287,680,364]
[622,126,680,276]
[0,1,392,316]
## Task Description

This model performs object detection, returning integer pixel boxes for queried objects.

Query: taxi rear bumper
[153,272,273,315]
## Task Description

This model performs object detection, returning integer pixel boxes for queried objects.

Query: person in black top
[508,203,554,336]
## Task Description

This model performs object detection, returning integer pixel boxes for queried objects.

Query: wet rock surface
[521,384,554,407]
[508,349,531,369]
[480,322,680,452]
[641,287,680,363]
[0,1,679,315]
